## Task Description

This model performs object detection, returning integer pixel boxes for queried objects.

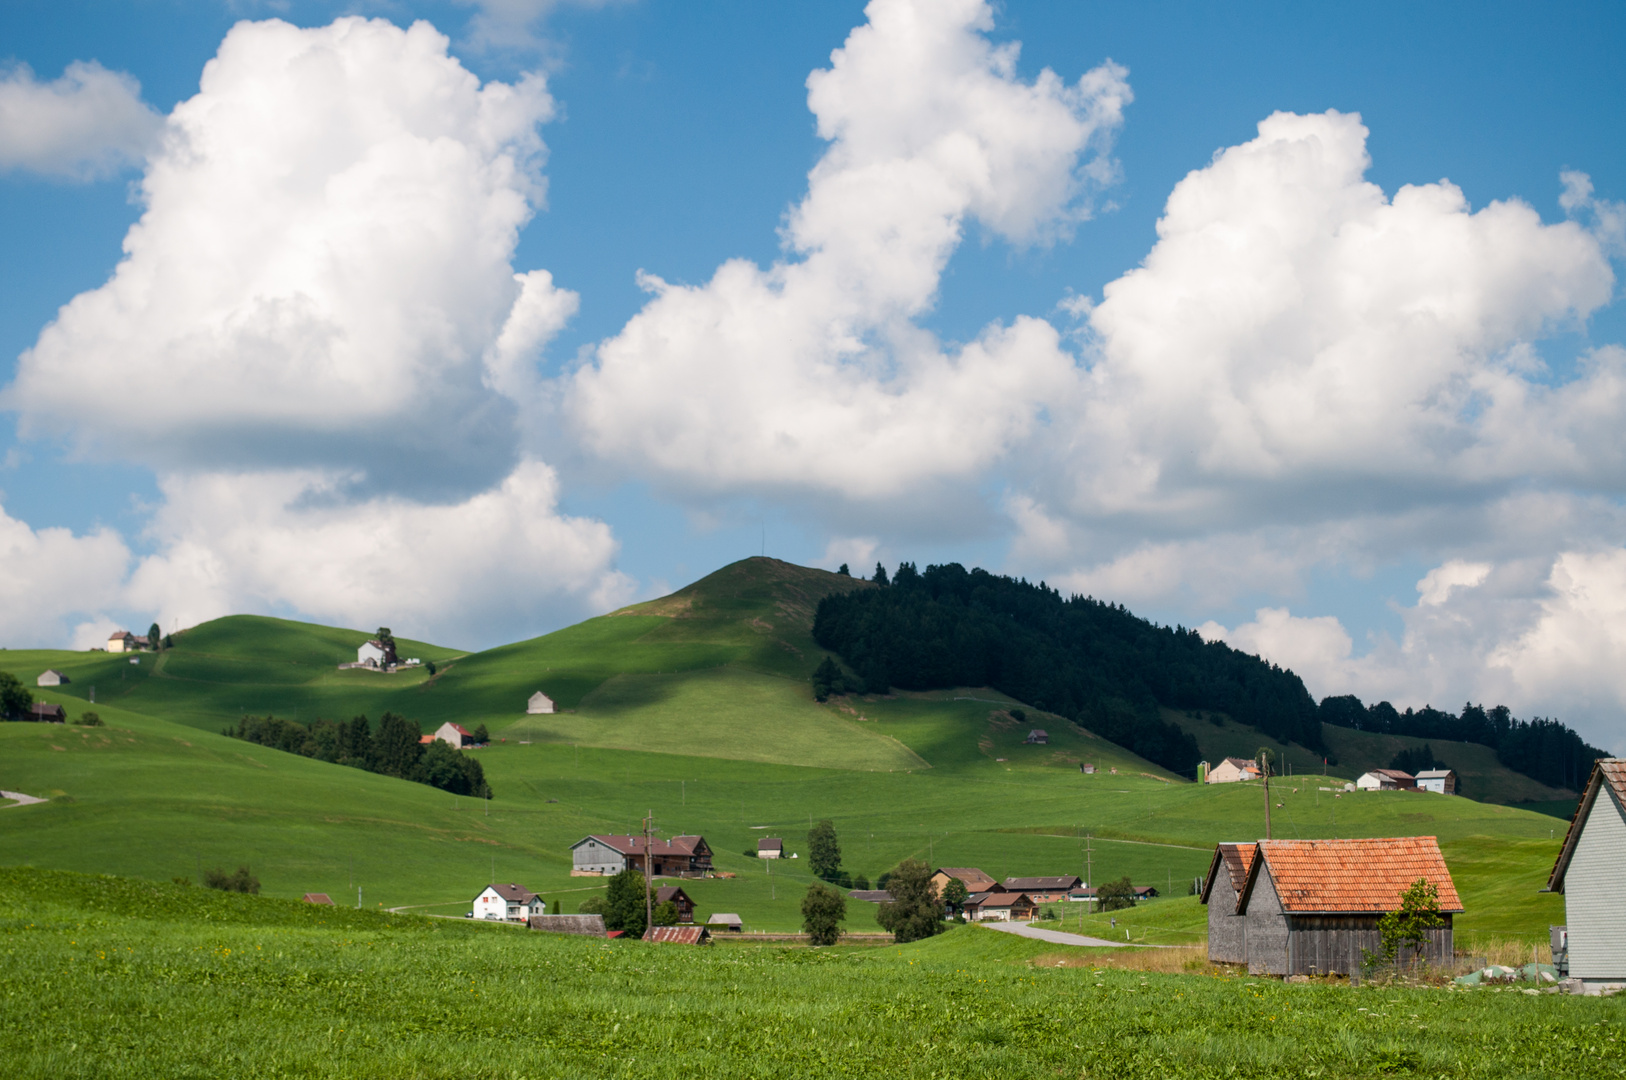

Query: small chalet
[29,703,66,723]
[655,885,696,923]
[1002,876,1082,903]
[966,891,1037,922]
[1546,759,1626,994]
[1199,842,1258,964]
[472,883,544,923]
[643,925,711,945]
[1207,757,1263,784]
[757,837,784,859]
[1025,729,1049,745]
[36,670,69,687]
[434,722,475,748]
[930,867,996,898]
[106,631,136,654]
[302,893,334,905]
[570,834,714,877]
[526,691,556,715]
[706,913,742,932]
[1356,769,1416,791]
[1415,769,1457,795]
[1237,837,1462,976]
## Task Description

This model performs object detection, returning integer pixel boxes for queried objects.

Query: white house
[1547,759,1626,994]
[757,837,783,859]
[434,722,475,747]
[527,691,556,715]
[472,883,544,923]
[1207,757,1262,784]
[36,670,69,687]
[106,631,135,654]
[1415,769,1457,794]
[1355,769,1416,791]
[357,640,387,667]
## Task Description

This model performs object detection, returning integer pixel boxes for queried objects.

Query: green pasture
[2,867,1620,1080]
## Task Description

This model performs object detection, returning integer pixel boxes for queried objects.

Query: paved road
[0,790,47,808]
[978,921,1132,948]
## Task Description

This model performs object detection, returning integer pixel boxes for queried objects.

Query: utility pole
[1085,833,1093,890]
[643,810,654,935]
[1258,748,1272,840]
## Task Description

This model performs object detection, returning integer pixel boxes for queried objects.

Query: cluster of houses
[466,876,721,944]
[104,631,153,653]
[1202,755,1457,795]
[846,867,1158,922]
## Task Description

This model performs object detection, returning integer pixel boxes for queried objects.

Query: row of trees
[1319,696,1605,792]
[228,713,492,798]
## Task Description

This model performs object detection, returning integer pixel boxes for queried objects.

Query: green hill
[0,558,1570,944]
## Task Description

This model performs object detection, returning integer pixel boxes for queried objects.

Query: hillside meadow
[0,867,1619,1080]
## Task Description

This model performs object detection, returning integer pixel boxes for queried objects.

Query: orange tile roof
[1200,842,1257,904]
[1548,759,1624,892]
[1248,837,1462,914]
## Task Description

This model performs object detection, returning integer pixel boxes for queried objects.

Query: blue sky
[1,1,1623,750]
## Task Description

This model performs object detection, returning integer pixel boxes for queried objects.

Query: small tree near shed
[802,882,847,946]
[1376,878,1443,969]
[1098,876,1136,912]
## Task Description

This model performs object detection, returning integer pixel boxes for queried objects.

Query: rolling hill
[0,557,1573,940]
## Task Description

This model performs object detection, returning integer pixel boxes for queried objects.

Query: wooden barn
[1200,842,1257,964]
[655,885,696,923]
[1547,759,1626,994]
[1237,837,1462,976]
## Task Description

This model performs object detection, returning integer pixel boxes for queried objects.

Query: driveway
[1,790,47,808]
[978,921,1132,948]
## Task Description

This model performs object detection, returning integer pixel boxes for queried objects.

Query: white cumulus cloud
[0,60,162,178]
[0,502,131,647]
[569,0,1129,501]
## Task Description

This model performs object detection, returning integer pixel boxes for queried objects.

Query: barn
[1546,759,1626,994]
[1237,837,1462,976]
[1200,842,1257,964]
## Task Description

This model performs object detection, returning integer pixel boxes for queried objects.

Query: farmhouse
[1200,842,1258,964]
[106,631,136,654]
[965,891,1037,922]
[570,834,714,877]
[302,893,334,905]
[757,837,783,859]
[643,925,711,945]
[472,883,544,922]
[706,913,743,932]
[36,670,68,687]
[655,885,696,923]
[1024,729,1049,745]
[930,867,996,898]
[1415,769,1457,795]
[1546,759,1626,994]
[355,640,388,667]
[1237,837,1462,976]
[527,691,556,715]
[28,703,66,723]
[1207,757,1262,784]
[1002,876,1082,903]
[434,722,475,748]
[1355,769,1416,791]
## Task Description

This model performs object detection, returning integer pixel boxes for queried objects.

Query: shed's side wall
[1568,788,1626,980]
[1245,871,1289,976]
[1284,915,1452,975]
[1207,883,1247,964]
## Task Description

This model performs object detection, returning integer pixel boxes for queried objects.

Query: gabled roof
[1221,756,1260,770]
[39,669,67,678]
[1362,769,1414,781]
[1002,876,1081,891]
[302,893,334,904]
[758,837,783,850]
[1548,759,1625,893]
[643,925,710,944]
[575,834,710,858]
[1240,837,1462,915]
[478,882,538,903]
[654,885,693,904]
[441,722,473,737]
[706,913,742,925]
[972,891,1035,908]
[1200,842,1257,904]
[934,867,995,885]
[108,630,133,641]
[1415,769,1455,779]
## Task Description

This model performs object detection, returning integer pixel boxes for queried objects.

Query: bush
[578,895,605,915]
[203,867,260,894]
[603,869,648,937]
[653,900,679,927]
[74,711,103,727]
[801,882,847,946]
[1098,876,1136,912]
[0,670,33,721]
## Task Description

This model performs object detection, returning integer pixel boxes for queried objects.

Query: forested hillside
[812,562,1322,775]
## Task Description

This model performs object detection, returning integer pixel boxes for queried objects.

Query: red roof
[1242,837,1462,914]
[302,893,334,905]
[584,834,710,858]
[642,925,710,944]
[448,723,473,737]
[972,892,1035,908]
[1201,842,1258,904]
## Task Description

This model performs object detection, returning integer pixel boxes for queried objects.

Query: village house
[570,834,714,877]
[355,640,388,667]
[1207,757,1263,784]
[36,670,69,687]
[106,631,136,654]
[757,837,783,859]
[655,885,696,923]
[965,891,1037,922]
[930,867,996,898]
[1355,769,1416,791]
[302,893,334,905]
[28,703,66,723]
[527,691,556,715]
[472,883,544,923]
[1002,876,1082,903]
[644,925,711,944]
[433,722,476,748]
[1414,769,1457,795]
[1025,729,1049,745]
[1200,842,1258,964]
[1080,763,1096,774]
[1236,836,1462,976]
[1546,759,1626,994]
[706,913,743,932]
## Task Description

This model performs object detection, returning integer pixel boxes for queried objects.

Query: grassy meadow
[2,866,1620,1080]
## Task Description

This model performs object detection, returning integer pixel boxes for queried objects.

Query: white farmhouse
[1547,759,1626,994]
[37,670,69,687]
[356,640,387,667]
[1207,757,1262,784]
[472,883,543,923]
[434,722,475,747]
[1355,769,1415,791]
[106,631,135,654]
[527,691,556,715]
[1415,769,1457,794]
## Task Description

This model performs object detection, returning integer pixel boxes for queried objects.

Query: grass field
[2,866,1619,1080]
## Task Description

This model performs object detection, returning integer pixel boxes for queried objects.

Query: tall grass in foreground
[1,867,1620,1080]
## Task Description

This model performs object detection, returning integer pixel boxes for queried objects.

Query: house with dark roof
[1355,769,1417,791]
[472,883,544,923]
[28,703,66,723]
[570,834,714,877]
[965,891,1037,922]
[1546,759,1626,994]
[757,837,783,859]
[1001,876,1082,903]
[36,670,69,687]
[1237,837,1462,976]
[930,867,996,898]
[655,885,696,923]
[643,925,712,945]
[1024,729,1048,744]
[1200,842,1258,964]
[1208,757,1263,784]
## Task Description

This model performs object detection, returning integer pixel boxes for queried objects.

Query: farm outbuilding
[571,834,714,877]
[643,925,711,944]
[1237,837,1462,976]
[706,913,743,932]
[28,703,66,723]
[1001,876,1082,903]
[1546,759,1626,994]
[1024,729,1048,744]
[1415,769,1457,795]
[1207,757,1262,784]
[930,867,995,898]
[966,891,1037,922]
[1355,769,1416,791]
[527,691,555,714]
[757,837,783,858]
[655,885,696,923]
[1200,842,1257,964]
[36,670,68,687]
[434,722,475,747]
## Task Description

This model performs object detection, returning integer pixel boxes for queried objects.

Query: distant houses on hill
[1356,769,1417,791]
[527,691,555,714]
[338,636,421,673]
[105,631,151,654]
[570,834,714,878]
[36,670,68,687]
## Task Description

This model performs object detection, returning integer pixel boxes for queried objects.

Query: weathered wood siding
[1284,914,1452,975]
[1207,881,1248,964]
[1246,871,1290,976]
[1568,787,1626,980]
[529,914,606,936]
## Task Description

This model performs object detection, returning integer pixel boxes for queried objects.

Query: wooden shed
[1237,837,1462,976]
[1200,842,1257,964]
[655,885,696,923]
[1547,759,1626,993]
